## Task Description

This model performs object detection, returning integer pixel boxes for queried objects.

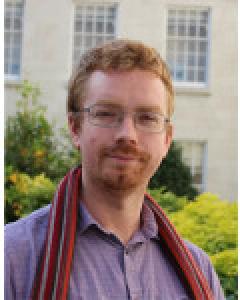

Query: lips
[108,154,137,161]
[99,142,150,165]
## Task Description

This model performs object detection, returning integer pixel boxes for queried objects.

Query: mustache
[100,142,150,162]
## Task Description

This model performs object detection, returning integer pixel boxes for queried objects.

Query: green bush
[5,80,79,181]
[148,188,188,214]
[5,80,79,223]
[170,193,237,255]
[5,167,56,223]
[149,142,198,199]
[211,249,238,299]
[167,193,238,299]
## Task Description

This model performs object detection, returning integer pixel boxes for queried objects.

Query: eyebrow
[94,100,165,114]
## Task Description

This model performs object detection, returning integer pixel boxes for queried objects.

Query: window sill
[174,85,211,96]
[4,77,23,87]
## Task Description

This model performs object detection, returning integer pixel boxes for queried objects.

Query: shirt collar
[78,198,159,240]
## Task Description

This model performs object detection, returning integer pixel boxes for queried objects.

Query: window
[4,0,24,79]
[176,141,206,192]
[73,4,117,68]
[167,8,210,87]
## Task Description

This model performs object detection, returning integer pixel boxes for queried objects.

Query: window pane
[178,40,185,52]
[106,21,114,34]
[96,35,104,45]
[108,7,116,18]
[13,32,21,46]
[200,11,208,23]
[176,67,184,80]
[198,55,206,67]
[4,32,10,45]
[5,47,10,60]
[177,141,205,192]
[198,70,205,82]
[199,26,207,37]
[177,53,184,66]
[168,23,176,36]
[187,69,195,81]
[14,17,22,30]
[4,62,9,74]
[73,5,117,69]
[11,62,20,75]
[96,16,104,33]
[96,6,105,16]
[84,36,92,48]
[74,34,82,47]
[15,6,23,17]
[86,17,93,33]
[75,20,82,32]
[178,22,186,36]
[5,16,11,29]
[188,55,196,67]
[199,41,207,52]
[167,8,209,84]
[4,1,23,76]
[167,40,175,52]
[189,22,197,36]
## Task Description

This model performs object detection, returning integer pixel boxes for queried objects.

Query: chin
[100,167,148,191]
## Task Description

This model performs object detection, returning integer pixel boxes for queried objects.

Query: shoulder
[4,205,51,299]
[184,240,225,300]
[5,205,50,252]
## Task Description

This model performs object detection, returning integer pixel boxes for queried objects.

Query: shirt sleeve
[4,245,16,300]
[205,255,226,300]
[185,240,226,300]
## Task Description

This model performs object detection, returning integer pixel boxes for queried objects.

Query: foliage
[148,188,188,214]
[5,80,79,181]
[5,80,79,223]
[149,142,198,199]
[5,166,56,223]
[166,193,238,299]
[170,193,237,255]
[211,249,238,299]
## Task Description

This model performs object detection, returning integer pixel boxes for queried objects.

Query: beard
[87,139,152,192]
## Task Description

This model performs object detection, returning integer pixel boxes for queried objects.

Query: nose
[114,114,138,145]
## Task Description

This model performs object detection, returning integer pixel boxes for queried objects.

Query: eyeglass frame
[71,104,171,133]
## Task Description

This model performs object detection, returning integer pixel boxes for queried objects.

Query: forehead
[85,69,167,114]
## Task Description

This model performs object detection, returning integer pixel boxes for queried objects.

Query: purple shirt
[5,201,225,300]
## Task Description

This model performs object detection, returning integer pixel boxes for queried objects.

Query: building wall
[5,0,238,200]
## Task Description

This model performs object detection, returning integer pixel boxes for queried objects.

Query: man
[5,40,225,299]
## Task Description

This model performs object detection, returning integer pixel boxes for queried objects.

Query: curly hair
[67,39,174,117]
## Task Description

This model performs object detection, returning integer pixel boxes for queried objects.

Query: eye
[91,105,119,119]
[138,112,159,124]
[95,110,116,117]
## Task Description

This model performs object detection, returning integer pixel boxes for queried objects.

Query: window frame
[72,2,118,70]
[176,140,207,193]
[166,6,211,89]
[4,0,25,81]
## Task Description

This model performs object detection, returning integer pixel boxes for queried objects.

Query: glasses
[73,104,170,133]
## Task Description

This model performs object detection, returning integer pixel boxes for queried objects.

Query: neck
[80,177,147,245]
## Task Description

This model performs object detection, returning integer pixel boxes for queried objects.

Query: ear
[68,113,81,150]
[163,123,173,158]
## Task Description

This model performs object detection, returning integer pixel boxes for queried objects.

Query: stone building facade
[4,0,237,200]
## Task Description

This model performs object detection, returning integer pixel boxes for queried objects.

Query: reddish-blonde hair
[67,39,174,117]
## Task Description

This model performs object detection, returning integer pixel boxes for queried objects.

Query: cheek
[80,135,97,158]
[148,138,168,163]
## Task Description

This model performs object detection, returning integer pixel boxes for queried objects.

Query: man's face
[70,69,173,192]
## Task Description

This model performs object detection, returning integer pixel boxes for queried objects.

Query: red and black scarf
[30,166,214,300]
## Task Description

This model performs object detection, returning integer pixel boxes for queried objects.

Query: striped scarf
[30,166,214,300]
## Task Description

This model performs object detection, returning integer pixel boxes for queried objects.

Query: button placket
[123,247,142,299]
